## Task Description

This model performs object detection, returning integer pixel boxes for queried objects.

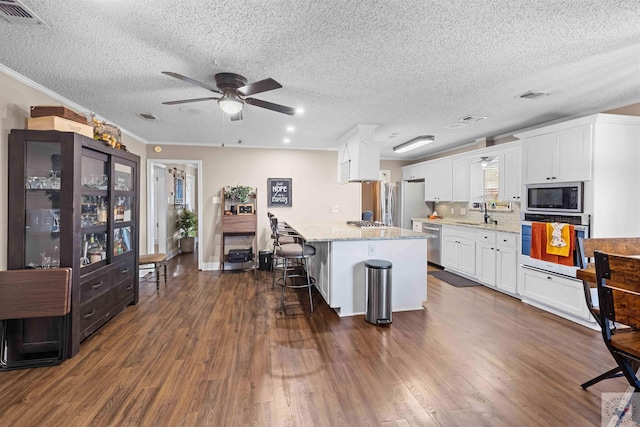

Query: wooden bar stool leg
[163,262,168,284]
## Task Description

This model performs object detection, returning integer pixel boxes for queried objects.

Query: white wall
[147,145,361,269]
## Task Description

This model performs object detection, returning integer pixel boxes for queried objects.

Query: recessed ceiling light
[295,108,305,115]
[283,138,291,144]
[444,122,469,129]
[286,126,295,132]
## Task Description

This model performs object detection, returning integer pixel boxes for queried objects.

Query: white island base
[308,238,428,317]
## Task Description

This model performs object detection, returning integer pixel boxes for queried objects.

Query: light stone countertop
[412,217,520,234]
[286,221,430,243]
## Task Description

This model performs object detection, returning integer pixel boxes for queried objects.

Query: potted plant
[224,185,255,203]
[176,208,198,253]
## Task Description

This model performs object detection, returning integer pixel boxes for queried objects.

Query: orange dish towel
[546,223,571,257]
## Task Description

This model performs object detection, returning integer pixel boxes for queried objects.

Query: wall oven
[521,212,590,277]
[525,182,583,213]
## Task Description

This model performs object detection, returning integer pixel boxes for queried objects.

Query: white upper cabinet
[499,146,522,201]
[402,162,427,181]
[452,158,470,201]
[519,123,593,183]
[424,160,453,201]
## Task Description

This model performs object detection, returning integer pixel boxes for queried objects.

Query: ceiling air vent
[0,0,48,26]
[518,90,550,100]
[136,113,159,121]
[459,115,488,124]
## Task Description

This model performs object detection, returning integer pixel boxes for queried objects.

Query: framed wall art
[267,178,292,207]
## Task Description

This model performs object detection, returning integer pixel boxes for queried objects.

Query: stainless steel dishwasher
[422,223,442,267]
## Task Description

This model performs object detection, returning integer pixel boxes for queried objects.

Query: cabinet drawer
[113,278,135,305]
[497,233,517,249]
[478,231,496,243]
[80,267,113,303]
[113,257,136,283]
[80,291,113,339]
[521,268,590,319]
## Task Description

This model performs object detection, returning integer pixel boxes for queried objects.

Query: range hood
[336,124,380,183]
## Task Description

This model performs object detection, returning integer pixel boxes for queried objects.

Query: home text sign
[267,178,292,207]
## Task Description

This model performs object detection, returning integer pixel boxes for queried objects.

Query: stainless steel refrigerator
[362,181,433,229]
[380,181,430,229]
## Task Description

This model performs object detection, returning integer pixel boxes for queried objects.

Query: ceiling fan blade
[161,71,221,93]
[244,97,296,115]
[230,111,243,121]
[237,78,282,96]
[162,97,219,105]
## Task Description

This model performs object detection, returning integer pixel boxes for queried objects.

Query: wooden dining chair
[594,251,640,391]
[577,237,640,389]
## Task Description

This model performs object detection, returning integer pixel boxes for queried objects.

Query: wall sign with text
[267,178,292,207]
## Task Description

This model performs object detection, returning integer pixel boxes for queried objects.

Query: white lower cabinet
[521,267,591,320]
[442,226,476,276]
[476,231,518,294]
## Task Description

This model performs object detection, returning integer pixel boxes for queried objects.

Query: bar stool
[270,217,316,313]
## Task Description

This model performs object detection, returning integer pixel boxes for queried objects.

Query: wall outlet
[368,244,376,256]
[460,207,466,215]
[331,204,339,213]
[450,207,455,214]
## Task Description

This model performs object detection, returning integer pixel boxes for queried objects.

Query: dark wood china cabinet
[7,129,140,360]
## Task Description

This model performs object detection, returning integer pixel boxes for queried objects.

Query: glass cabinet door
[24,141,61,268]
[81,149,109,268]
[112,160,135,260]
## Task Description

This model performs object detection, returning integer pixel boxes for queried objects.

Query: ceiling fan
[161,71,296,121]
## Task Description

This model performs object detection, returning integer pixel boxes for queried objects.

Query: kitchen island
[286,221,429,317]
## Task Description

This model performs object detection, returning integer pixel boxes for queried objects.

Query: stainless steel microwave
[525,182,583,213]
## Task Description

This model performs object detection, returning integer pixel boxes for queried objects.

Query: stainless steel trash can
[364,259,392,325]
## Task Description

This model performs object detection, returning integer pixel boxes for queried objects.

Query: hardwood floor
[0,254,626,426]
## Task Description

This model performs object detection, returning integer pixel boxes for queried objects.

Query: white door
[153,165,167,254]
[186,174,195,210]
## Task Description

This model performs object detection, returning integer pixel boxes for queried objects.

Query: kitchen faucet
[483,201,498,225]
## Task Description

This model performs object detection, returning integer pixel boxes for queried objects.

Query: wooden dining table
[576,255,640,284]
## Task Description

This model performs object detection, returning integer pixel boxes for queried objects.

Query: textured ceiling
[0,1,638,159]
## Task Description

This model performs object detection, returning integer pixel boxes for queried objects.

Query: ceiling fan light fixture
[478,156,492,169]
[218,93,244,115]
[393,135,435,153]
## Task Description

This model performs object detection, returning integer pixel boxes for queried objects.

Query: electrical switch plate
[368,244,376,256]
[450,208,455,214]
[460,208,466,215]
[331,204,339,213]
[212,196,221,204]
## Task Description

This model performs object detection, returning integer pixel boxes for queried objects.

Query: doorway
[147,159,203,270]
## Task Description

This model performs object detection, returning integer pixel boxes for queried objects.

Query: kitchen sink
[454,221,484,226]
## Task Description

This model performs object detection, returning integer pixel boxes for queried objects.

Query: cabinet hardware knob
[546,276,552,280]
[551,177,556,179]
[83,309,96,318]
[546,177,551,180]
[92,282,103,289]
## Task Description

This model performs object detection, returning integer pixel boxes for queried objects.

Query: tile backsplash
[435,202,521,228]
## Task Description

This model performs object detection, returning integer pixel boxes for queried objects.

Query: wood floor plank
[0,255,627,426]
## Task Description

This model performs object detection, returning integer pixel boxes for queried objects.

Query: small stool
[139,253,168,290]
